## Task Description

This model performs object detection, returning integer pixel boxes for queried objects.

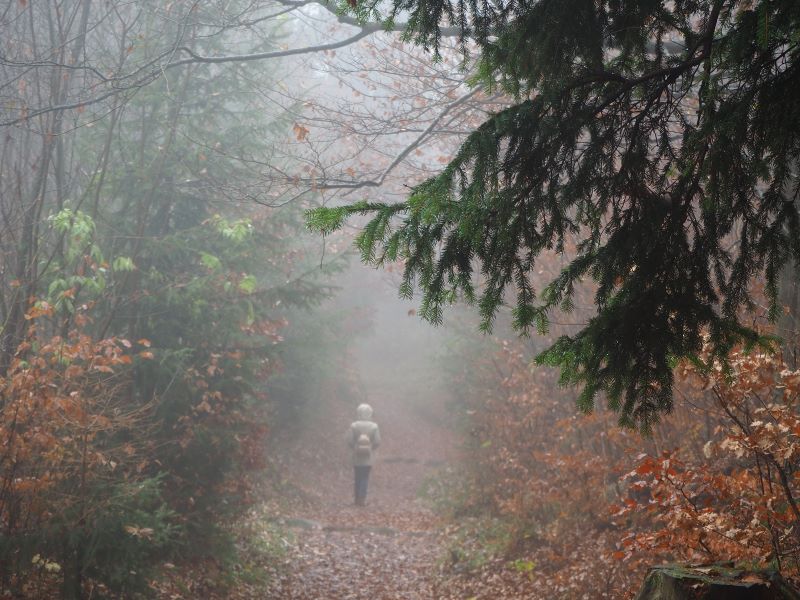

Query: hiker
[346,403,381,506]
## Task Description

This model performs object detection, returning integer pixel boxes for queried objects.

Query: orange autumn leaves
[0,306,154,567]
[459,336,800,597]
[616,346,800,572]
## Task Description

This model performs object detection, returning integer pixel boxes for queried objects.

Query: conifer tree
[308,0,800,429]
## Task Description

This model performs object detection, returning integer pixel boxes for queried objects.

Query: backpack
[355,433,372,460]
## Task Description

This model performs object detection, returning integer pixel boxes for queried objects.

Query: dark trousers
[354,465,371,504]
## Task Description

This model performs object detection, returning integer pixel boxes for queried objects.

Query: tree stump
[635,565,800,600]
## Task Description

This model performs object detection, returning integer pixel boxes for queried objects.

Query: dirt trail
[264,272,459,599]
[264,401,451,599]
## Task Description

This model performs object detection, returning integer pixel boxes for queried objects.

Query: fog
[2,1,798,599]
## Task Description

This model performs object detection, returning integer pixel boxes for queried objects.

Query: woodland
[1,1,799,599]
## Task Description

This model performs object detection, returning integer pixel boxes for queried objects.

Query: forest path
[264,279,460,599]
[263,398,451,599]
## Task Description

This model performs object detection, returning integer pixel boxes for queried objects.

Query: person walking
[346,403,381,506]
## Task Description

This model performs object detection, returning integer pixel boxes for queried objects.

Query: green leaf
[112,256,136,272]
[238,274,257,294]
[246,300,255,326]
[199,252,221,271]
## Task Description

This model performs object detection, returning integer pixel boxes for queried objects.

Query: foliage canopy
[308,0,800,429]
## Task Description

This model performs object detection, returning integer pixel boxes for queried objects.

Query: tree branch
[314,87,481,191]
[1,0,461,129]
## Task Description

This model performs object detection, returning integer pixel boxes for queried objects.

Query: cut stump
[635,564,800,600]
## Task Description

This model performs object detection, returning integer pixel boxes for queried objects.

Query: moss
[635,564,800,600]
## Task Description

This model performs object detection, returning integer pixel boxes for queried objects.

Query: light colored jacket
[346,403,381,466]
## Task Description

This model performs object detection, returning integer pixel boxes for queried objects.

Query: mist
[2,1,800,599]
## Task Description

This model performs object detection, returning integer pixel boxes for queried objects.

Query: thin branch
[168,27,376,67]
[315,87,481,190]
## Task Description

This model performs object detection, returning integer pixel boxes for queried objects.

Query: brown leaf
[293,123,310,142]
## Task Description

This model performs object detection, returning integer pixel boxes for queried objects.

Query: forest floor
[256,343,538,597]
[261,382,455,600]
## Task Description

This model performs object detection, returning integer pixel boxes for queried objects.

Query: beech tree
[308,0,800,429]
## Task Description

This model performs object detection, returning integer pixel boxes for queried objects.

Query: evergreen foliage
[309,0,800,429]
